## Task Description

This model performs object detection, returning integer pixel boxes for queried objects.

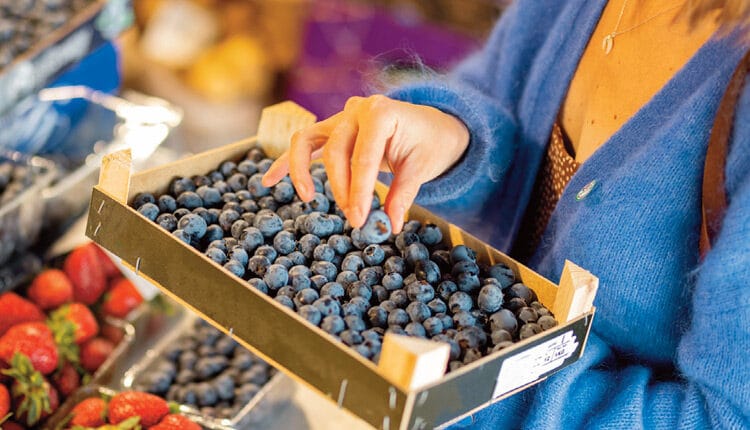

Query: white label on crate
[493,331,579,398]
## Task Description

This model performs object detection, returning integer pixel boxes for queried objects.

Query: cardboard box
[85,102,598,429]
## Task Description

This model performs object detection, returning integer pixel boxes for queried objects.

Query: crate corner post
[257,101,317,159]
[553,260,598,323]
[378,333,450,393]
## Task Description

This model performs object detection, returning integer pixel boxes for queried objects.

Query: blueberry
[329,215,345,234]
[455,272,481,293]
[227,173,248,192]
[132,192,156,208]
[417,223,443,246]
[406,280,435,303]
[320,282,345,300]
[381,257,404,276]
[214,181,231,195]
[404,243,430,267]
[231,220,249,240]
[389,289,409,308]
[240,227,264,252]
[174,208,191,219]
[405,322,427,338]
[491,329,513,345]
[304,212,335,237]
[248,173,270,198]
[206,247,228,265]
[228,246,249,266]
[218,209,240,232]
[335,271,359,288]
[247,278,269,294]
[452,260,480,277]
[196,186,222,207]
[310,261,337,282]
[177,191,203,209]
[432,334,461,361]
[423,317,444,336]
[264,264,289,290]
[196,356,228,379]
[490,309,518,334]
[297,234,322,260]
[488,264,515,288]
[238,159,258,176]
[340,329,363,346]
[361,329,382,344]
[491,341,515,353]
[367,306,388,328]
[273,230,296,255]
[241,199,259,214]
[246,147,266,162]
[406,301,431,323]
[294,288,319,308]
[478,284,504,313]
[321,315,346,335]
[310,275,328,290]
[437,313,454,330]
[327,234,352,255]
[272,182,295,203]
[234,383,261,404]
[179,350,199,369]
[157,195,178,213]
[214,372,236,401]
[381,272,404,291]
[287,251,306,266]
[258,196,278,211]
[388,325,407,336]
[180,385,199,405]
[257,159,274,173]
[137,202,160,221]
[172,229,192,244]
[450,245,476,264]
[538,315,557,330]
[255,245,278,262]
[208,170,225,182]
[313,297,341,317]
[453,311,477,329]
[178,213,208,239]
[174,368,194,384]
[156,213,178,232]
[248,255,272,277]
[395,231,420,252]
[298,305,322,326]
[313,244,335,262]
[215,336,238,355]
[380,300,397,313]
[505,297,528,313]
[430,250,452,273]
[344,315,367,332]
[463,348,483,365]
[192,175,212,187]
[455,326,487,349]
[356,210,391,244]
[415,260,440,284]
[346,281,372,301]
[517,307,538,324]
[219,161,237,177]
[387,308,410,327]
[361,244,384,266]
[274,295,295,310]
[341,254,365,272]
[232,352,255,371]
[519,323,542,340]
[427,298,447,315]
[342,297,369,318]
[358,266,383,287]
[507,283,537,303]
[372,285,389,304]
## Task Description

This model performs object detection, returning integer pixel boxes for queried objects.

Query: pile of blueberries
[134,318,275,420]
[0,0,96,69]
[0,160,38,205]
[131,146,558,371]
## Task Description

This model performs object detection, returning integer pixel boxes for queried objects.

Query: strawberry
[52,362,80,398]
[108,391,169,427]
[2,353,59,426]
[80,337,114,373]
[69,396,107,427]
[0,383,10,423]
[0,322,58,375]
[1,421,24,430]
[100,322,125,345]
[49,303,99,345]
[148,413,201,430]
[27,269,74,311]
[64,244,107,305]
[102,278,143,319]
[90,243,121,279]
[0,292,45,336]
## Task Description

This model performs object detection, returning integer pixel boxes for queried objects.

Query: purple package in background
[284,0,481,119]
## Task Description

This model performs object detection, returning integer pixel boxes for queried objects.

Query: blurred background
[122,0,505,151]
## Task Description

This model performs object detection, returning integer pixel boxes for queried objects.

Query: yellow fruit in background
[185,35,271,102]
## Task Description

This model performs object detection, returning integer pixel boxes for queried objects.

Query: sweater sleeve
[385,4,520,212]
[510,83,750,430]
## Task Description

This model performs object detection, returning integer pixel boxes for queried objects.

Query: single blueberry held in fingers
[356,209,391,244]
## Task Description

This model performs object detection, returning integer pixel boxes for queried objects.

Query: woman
[264,1,750,428]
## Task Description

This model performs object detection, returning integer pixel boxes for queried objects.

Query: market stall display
[86,102,598,429]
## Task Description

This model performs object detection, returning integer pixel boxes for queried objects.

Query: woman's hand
[261,95,469,233]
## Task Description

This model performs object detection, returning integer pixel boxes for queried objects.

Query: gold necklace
[602,0,685,54]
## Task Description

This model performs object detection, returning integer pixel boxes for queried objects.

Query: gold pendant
[602,34,614,55]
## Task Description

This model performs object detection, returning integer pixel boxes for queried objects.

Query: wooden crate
[86,102,597,429]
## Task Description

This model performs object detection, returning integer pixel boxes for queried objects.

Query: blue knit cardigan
[388,1,750,428]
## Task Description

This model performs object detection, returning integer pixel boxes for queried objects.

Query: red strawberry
[52,362,80,398]
[108,391,169,427]
[0,323,58,375]
[90,243,121,279]
[0,383,10,422]
[27,269,74,311]
[80,337,115,373]
[49,303,99,345]
[0,292,45,336]
[64,244,107,305]
[148,413,201,430]
[1,421,24,430]
[2,353,59,426]
[100,322,125,345]
[102,278,143,319]
[69,396,107,427]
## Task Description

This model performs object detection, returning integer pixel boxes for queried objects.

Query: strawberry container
[0,151,57,265]
[85,102,599,429]
[120,308,293,430]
